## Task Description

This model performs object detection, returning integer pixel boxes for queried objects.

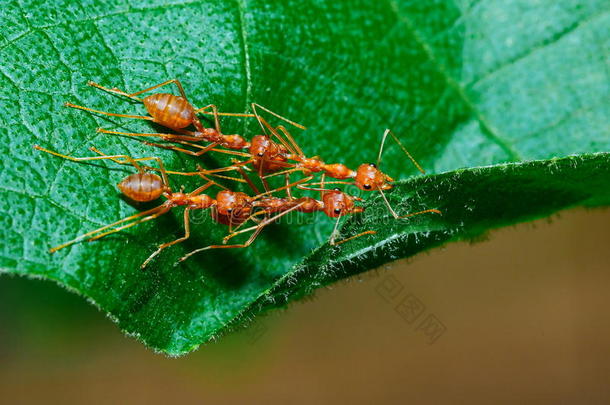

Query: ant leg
[297,180,354,190]
[132,79,188,99]
[34,145,148,172]
[142,141,218,157]
[285,173,292,198]
[49,205,168,253]
[167,161,250,186]
[328,213,343,245]
[276,125,304,157]
[89,79,189,101]
[396,208,442,220]
[251,103,306,130]
[320,173,326,200]
[178,225,266,263]
[252,111,299,156]
[376,186,400,219]
[86,147,206,193]
[86,147,171,185]
[376,186,441,219]
[328,210,377,246]
[89,146,239,182]
[194,105,262,138]
[190,178,218,195]
[253,175,314,200]
[88,206,171,242]
[87,81,142,102]
[194,104,221,133]
[331,231,377,246]
[141,208,191,269]
[223,202,306,243]
[65,103,154,121]
[261,167,306,180]
[296,174,349,193]
[377,129,425,174]
[129,79,188,99]
[197,108,256,118]
[257,153,271,193]
[97,128,203,143]
[142,139,254,161]
[88,147,146,170]
[235,165,260,194]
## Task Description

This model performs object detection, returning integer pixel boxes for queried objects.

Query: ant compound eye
[333,187,341,191]
[227,208,233,213]
[363,184,372,190]
[334,208,342,215]
[369,163,377,168]
[257,152,264,157]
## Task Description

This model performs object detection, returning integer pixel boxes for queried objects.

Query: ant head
[354,163,393,191]
[249,135,288,172]
[215,191,251,216]
[249,135,271,157]
[213,191,252,225]
[322,190,363,218]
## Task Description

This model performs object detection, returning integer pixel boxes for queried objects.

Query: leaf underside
[0,0,608,354]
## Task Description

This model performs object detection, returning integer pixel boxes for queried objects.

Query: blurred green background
[2,207,609,404]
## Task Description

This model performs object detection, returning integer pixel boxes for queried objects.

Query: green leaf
[0,0,608,355]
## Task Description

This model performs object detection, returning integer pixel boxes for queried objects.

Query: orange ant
[249,117,441,220]
[34,145,319,268]
[177,179,375,262]
[67,79,308,190]
[64,79,291,151]
[211,176,438,254]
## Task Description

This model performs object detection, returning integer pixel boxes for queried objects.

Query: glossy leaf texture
[0,0,608,355]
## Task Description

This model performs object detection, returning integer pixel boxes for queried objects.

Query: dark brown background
[1,208,609,404]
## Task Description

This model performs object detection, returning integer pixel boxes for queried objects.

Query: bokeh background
[1,207,609,404]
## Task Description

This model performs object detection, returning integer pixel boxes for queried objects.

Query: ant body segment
[66,79,259,151]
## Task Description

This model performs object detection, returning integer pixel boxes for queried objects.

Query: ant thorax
[253,197,288,213]
[187,194,216,209]
[295,197,322,213]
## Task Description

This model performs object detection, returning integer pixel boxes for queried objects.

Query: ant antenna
[377,129,425,174]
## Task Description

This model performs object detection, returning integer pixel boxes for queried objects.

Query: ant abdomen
[143,93,194,130]
[118,172,165,202]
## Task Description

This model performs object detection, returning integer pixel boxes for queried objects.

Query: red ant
[67,79,307,189]
[177,179,375,262]
[248,117,441,220]
[65,79,296,151]
[34,145,271,268]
